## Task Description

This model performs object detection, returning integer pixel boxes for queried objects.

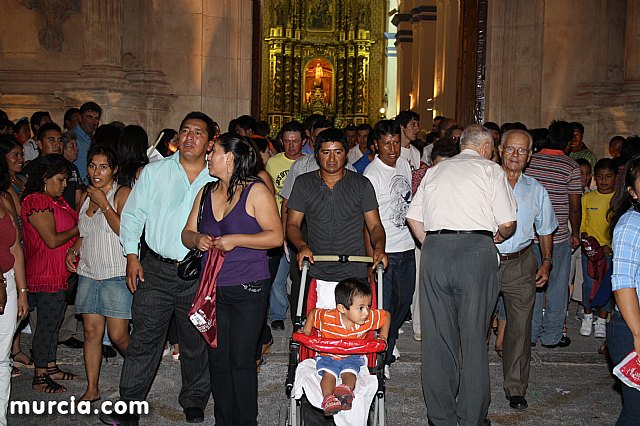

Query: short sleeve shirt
[287,170,378,280]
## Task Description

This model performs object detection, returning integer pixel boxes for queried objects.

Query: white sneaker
[579,314,593,336]
[21,324,32,334]
[398,328,405,335]
[413,332,422,341]
[162,343,171,357]
[594,318,607,338]
[384,365,391,379]
[392,346,400,360]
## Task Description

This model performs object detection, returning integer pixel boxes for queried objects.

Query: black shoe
[484,418,491,426]
[103,345,117,359]
[184,407,205,423]
[58,337,84,349]
[509,396,528,410]
[271,320,285,331]
[99,411,139,426]
[541,336,571,348]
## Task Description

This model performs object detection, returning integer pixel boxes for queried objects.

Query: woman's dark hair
[155,128,178,157]
[87,144,119,172]
[21,154,70,200]
[609,155,640,234]
[116,125,149,187]
[93,124,123,151]
[213,133,259,202]
[0,134,22,159]
[0,154,10,192]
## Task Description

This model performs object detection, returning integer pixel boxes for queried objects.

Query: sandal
[495,348,503,359]
[333,384,354,411]
[11,351,34,368]
[46,366,77,381]
[321,394,342,416]
[32,373,66,393]
[11,367,22,378]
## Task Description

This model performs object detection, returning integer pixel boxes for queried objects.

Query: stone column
[393,0,415,112]
[433,0,459,118]
[410,5,437,117]
[79,0,126,80]
[624,0,640,80]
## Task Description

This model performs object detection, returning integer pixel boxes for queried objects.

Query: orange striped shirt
[311,308,387,359]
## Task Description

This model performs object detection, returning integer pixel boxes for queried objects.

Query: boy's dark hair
[431,140,460,162]
[593,158,617,175]
[37,121,61,141]
[335,278,372,309]
[235,115,257,133]
[547,120,573,150]
[395,109,420,127]
[30,111,51,132]
[575,158,591,170]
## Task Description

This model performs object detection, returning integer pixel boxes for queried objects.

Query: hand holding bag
[189,247,225,347]
[178,182,214,280]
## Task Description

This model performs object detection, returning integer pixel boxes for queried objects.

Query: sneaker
[579,314,593,336]
[21,324,32,334]
[398,328,405,335]
[384,365,391,379]
[162,343,171,357]
[413,332,422,341]
[392,346,400,360]
[575,307,584,322]
[594,318,607,338]
[172,351,180,361]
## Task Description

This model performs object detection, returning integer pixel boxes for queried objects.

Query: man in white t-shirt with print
[364,119,415,378]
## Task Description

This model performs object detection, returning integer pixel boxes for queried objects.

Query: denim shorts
[75,275,133,319]
[316,354,365,379]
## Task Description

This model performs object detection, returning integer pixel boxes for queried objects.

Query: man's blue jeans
[531,240,571,346]
[268,254,289,322]
[383,250,416,365]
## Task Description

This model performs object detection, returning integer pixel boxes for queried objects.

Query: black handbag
[178,182,214,280]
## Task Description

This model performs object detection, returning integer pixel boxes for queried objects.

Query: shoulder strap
[196,181,214,231]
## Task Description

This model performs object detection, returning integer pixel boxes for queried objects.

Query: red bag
[188,248,225,348]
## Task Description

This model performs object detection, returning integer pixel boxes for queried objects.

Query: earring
[44,184,47,193]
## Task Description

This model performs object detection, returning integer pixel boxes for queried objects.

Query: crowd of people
[0,103,639,426]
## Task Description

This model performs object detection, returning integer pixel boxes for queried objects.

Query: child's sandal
[333,384,354,410]
[32,373,66,393]
[321,394,342,415]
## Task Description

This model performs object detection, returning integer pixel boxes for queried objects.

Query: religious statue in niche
[307,0,333,30]
[304,59,333,113]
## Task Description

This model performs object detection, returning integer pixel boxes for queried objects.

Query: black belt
[499,244,532,262]
[147,248,180,266]
[426,229,493,238]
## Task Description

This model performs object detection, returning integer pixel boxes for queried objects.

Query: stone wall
[0,0,252,140]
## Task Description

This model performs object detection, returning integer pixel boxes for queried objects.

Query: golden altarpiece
[260,0,386,130]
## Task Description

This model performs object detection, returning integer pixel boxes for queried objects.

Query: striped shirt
[78,185,127,280]
[569,147,597,170]
[525,149,582,243]
[310,308,387,359]
[611,208,640,309]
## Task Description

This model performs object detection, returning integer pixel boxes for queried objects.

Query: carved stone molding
[21,0,81,52]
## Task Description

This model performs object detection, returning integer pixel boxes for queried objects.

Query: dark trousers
[420,234,498,426]
[208,280,268,426]
[119,255,210,410]
[32,291,66,368]
[383,250,416,365]
[498,247,537,398]
[607,311,640,425]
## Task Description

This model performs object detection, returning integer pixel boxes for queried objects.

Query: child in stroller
[303,278,390,416]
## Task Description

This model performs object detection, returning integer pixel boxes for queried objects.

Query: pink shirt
[21,193,78,292]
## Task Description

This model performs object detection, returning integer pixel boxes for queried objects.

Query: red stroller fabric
[188,247,225,348]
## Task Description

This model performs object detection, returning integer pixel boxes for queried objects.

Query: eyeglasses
[502,146,530,156]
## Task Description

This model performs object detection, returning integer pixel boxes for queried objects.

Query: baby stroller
[284,255,387,426]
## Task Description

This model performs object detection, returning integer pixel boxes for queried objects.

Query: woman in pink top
[20,154,78,393]
[0,155,28,424]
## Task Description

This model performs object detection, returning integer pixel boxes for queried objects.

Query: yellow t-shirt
[580,190,614,247]
[265,153,297,212]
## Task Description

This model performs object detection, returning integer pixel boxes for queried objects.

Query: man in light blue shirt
[496,129,558,411]
[103,112,216,426]
[70,101,101,183]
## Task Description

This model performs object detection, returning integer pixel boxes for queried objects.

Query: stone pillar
[410,5,437,117]
[393,1,415,112]
[433,0,458,119]
[624,0,640,80]
[79,0,126,80]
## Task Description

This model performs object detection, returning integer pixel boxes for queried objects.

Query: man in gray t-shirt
[286,128,387,319]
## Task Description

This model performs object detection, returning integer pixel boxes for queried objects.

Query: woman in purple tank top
[182,133,283,426]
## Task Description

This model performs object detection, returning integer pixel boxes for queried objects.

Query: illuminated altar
[261,0,385,130]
